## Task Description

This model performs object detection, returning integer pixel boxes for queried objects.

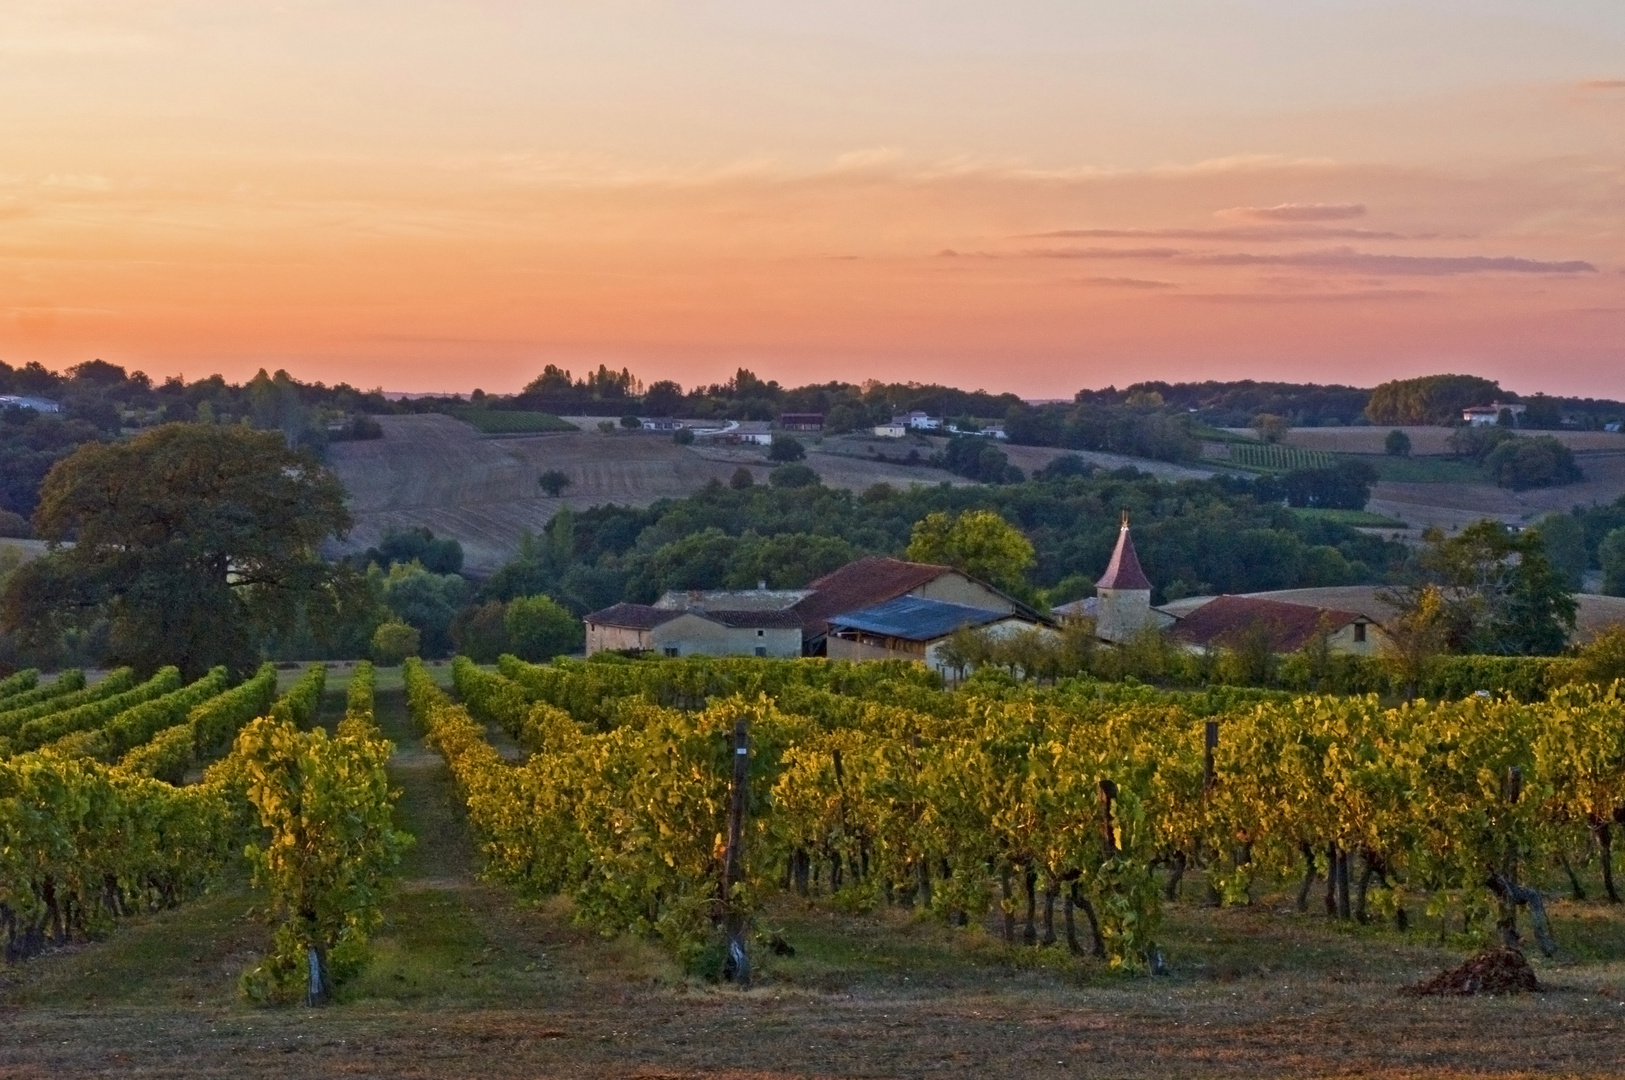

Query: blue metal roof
[828,595,1007,641]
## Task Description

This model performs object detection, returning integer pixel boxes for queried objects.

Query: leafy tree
[504,594,582,661]
[1384,429,1411,457]
[906,509,1035,593]
[769,435,806,462]
[1365,374,1502,425]
[1483,436,1583,490]
[1400,520,1576,655]
[377,562,467,656]
[3,424,355,678]
[620,414,642,430]
[450,600,510,662]
[729,467,755,490]
[538,470,573,497]
[768,463,819,488]
[1251,413,1290,444]
[642,380,685,416]
[672,427,695,446]
[1534,513,1588,590]
[1601,527,1625,597]
[363,526,463,575]
[1379,584,1451,701]
[371,620,419,665]
[1275,460,1376,510]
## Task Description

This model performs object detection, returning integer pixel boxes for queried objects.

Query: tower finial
[1121,509,1130,528]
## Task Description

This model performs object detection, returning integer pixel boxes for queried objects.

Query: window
[663,646,680,657]
[757,629,765,637]
[1353,623,1366,644]
[754,646,767,657]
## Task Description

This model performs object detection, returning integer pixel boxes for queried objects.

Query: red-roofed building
[1166,594,1386,656]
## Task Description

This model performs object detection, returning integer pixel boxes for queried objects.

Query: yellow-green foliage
[425,654,1625,972]
[234,674,408,1003]
[120,664,279,783]
[13,668,182,751]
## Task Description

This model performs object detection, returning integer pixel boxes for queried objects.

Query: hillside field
[327,417,977,572]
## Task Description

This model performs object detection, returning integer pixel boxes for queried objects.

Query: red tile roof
[794,556,952,632]
[1096,524,1152,591]
[1167,595,1366,653]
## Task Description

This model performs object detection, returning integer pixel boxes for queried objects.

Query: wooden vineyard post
[1203,720,1220,905]
[721,717,751,987]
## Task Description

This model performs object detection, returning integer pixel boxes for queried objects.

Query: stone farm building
[1054,517,1389,657]
[584,556,1052,676]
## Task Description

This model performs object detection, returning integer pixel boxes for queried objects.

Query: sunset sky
[3,1,1623,398]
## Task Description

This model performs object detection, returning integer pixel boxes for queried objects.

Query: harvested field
[327,417,981,572]
[822,433,1220,483]
[1369,452,1625,533]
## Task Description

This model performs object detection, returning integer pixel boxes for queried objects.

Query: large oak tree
[4,423,358,677]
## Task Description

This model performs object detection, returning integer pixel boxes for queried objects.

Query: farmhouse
[1166,595,1384,656]
[873,421,907,438]
[778,413,824,431]
[639,417,685,432]
[1064,517,1389,656]
[584,587,811,658]
[584,555,1051,664]
[894,411,940,431]
[1463,403,1526,427]
[827,595,1050,679]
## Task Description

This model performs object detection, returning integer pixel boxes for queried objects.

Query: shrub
[620,414,642,430]
[768,463,819,488]
[729,467,754,489]
[504,595,582,662]
[673,428,696,446]
[768,435,806,462]
[1385,429,1411,457]
[371,621,419,665]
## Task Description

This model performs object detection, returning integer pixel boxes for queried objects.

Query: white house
[0,395,61,414]
[1463,403,1526,427]
[873,422,907,438]
[895,411,940,431]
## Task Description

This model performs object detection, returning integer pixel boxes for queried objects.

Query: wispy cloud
[1579,79,1625,90]
[1172,289,1429,304]
[1072,276,1178,290]
[1189,248,1596,275]
[1220,203,1366,222]
[1022,226,1410,242]
[1029,246,1181,260]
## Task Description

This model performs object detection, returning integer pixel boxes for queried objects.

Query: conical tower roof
[1096,515,1152,591]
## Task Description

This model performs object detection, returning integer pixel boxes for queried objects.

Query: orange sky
[3,2,1623,398]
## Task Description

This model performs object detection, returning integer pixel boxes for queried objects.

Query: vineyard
[5,653,1625,1076]
[1225,441,1338,472]
[0,663,404,1003]
[406,654,1625,975]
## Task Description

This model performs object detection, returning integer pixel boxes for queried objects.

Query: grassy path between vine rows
[5,662,1625,1077]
